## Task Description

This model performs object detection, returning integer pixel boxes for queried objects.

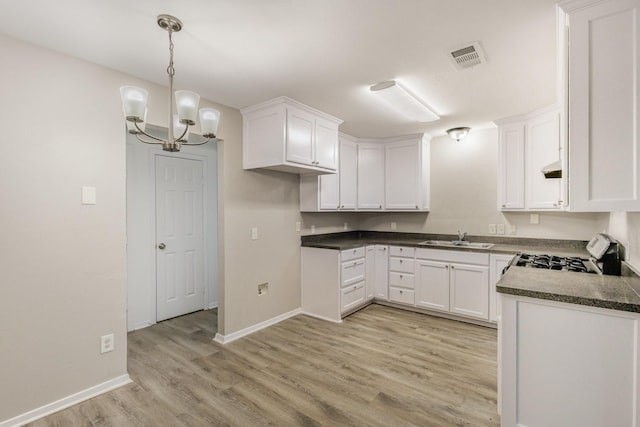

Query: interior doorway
[126,126,219,331]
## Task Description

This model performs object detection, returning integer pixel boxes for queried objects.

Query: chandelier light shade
[447,127,471,142]
[120,14,221,152]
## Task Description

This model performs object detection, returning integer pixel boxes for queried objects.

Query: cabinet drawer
[389,287,415,305]
[389,246,415,258]
[389,272,415,289]
[341,258,365,287]
[341,247,366,262]
[389,257,414,273]
[341,282,366,313]
[415,248,489,265]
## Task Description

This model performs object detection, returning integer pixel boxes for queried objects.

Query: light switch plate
[497,224,505,235]
[295,222,301,232]
[251,227,258,240]
[488,224,497,234]
[391,222,397,230]
[81,186,96,205]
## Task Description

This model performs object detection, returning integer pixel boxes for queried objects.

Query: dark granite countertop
[301,230,589,257]
[301,231,640,313]
[497,263,640,313]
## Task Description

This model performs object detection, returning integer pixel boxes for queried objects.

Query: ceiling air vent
[449,42,486,70]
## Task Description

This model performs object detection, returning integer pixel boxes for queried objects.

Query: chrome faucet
[457,230,467,242]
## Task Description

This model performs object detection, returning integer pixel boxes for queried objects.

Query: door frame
[126,125,218,331]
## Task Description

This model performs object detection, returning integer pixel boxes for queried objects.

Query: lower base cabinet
[415,248,490,321]
[501,294,640,426]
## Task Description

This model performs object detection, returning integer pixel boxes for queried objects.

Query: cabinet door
[357,143,385,209]
[319,173,339,210]
[415,259,450,312]
[498,123,525,210]
[315,117,338,170]
[526,110,562,210]
[286,108,315,166]
[566,0,640,211]
[374,245,389,300]
[339,138,357,210]
[365,246,375,301]
[449,263,489,320]
[385,140,420,210]
[489,254,514,323]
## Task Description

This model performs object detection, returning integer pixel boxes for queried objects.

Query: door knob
[158,243,166,250]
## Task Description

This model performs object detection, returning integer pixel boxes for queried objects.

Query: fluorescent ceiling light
[370,80,440,122]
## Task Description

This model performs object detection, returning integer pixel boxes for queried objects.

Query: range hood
[541,160,562,179]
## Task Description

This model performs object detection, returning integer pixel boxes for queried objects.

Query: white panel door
[498,123,525,210]
[314,117,338,170]
[285,107,314,166]
[415,259,450,312]
[357,143,384,209]
[339,138,357,210]
[449,263,489,320]
[156,156,205,322]
[385,140,420,210]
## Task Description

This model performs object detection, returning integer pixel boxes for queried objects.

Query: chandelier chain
[167,29,175,78]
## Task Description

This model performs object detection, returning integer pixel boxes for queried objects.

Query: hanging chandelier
[120,14,220,152]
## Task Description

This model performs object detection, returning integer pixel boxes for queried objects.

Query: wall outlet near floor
[488,224,497,234]
[497,224,505,235]
[391,222,397,231]
[100,334,114,354]
[258,282,269,296]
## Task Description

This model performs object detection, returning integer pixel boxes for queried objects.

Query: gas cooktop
[513,253,597,274]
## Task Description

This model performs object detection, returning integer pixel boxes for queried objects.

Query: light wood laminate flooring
[28,305,499,426]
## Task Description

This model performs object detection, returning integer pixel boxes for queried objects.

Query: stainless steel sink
[418,240,494,249]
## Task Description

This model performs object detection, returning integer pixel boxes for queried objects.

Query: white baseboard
[300,311,343,323]
[1,374,132,427]
[214,308,301,344]
[207,301,219,310]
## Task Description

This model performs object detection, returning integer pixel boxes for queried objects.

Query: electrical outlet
[497,224,505,235]
[530,214,540,225]
[258,282,268,295]
[344,222,348,230]
[251,227,258,240]
[100,334,114,354]
[391,222,397,230]
[509,225,517,235]
[295,221,301,232]
[311,225,316,234]
[488,224,497,234]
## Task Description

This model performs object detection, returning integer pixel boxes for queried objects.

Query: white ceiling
[0,0,560,138]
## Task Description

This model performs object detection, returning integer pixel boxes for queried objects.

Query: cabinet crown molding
[240,96,343,125]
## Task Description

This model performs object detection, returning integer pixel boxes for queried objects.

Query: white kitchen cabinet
[385,137,430,210]
[374,245,389,300]
[489,254,514,323]
[561,0,640,211]
[301,246,368,322]
[242,96,343,174]
[388,246,415,305]
[357,143,385,210]
[415,259,450,311]
[501,294,640,426]
[497,123,525,210]
[415,248,489,321]
[300,136,356,212]
[496,106,563,211]
[365,245,375,301]
[339,136,358,210]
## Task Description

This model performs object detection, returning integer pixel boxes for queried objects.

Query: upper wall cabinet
[561,0,640,211]
[241,97,343,174]
[300,133,431,212]
[496,106,563,211]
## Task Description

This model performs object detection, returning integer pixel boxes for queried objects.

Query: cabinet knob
[416,205,419,209]
[400,290,403,294]
[379,205,382,209]
[400,274,403,278]
[446,265,449,269]
[502,204,506,208]
[451,265,455,269]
